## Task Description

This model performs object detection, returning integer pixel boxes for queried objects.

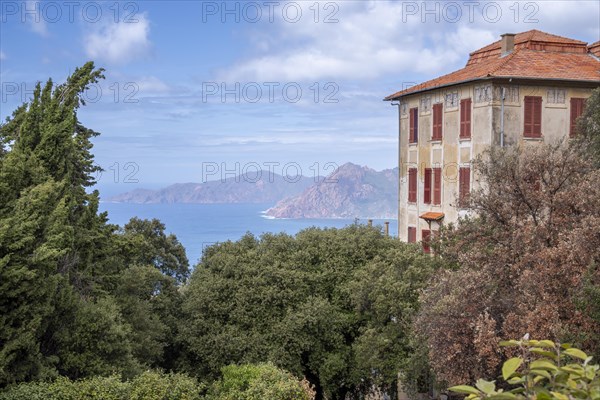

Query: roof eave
[384,76,493,101]
[384,75,600,101]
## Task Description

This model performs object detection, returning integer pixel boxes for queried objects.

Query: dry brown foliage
[416,142,600,386]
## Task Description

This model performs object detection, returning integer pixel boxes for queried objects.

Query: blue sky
[1,0,599,195]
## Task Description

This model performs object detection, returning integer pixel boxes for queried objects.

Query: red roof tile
[589,41,600,57]
[385,30,600,101]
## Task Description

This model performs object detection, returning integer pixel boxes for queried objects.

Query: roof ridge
[470,29,587,56]
[385,31,599,101]
[487,48,519,76]
[528,29,587,44]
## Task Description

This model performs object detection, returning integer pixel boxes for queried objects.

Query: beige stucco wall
[397,82,595,241]
[493,86,595,146]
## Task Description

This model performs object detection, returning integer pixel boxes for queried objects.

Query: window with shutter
[422,229,431,254]
[424,168,432,204]
[570,98,585,138]
[460,98,471,138]
[432,103,443,140]
[524,96,542,138]
[459,167,470,206]
[408,227,417,243]
[433,168,442,205]
[409,108,419,143]
[408,168,417,203]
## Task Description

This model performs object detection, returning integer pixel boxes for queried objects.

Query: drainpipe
[500,87,505,147]
[392,100,401,238]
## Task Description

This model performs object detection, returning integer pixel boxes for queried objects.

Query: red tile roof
[589,41,600,57]
[385,30,600,101]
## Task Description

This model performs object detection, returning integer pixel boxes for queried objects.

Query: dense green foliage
[180,227,435,399]
[0,63,190,386]
[0,371,203,400]
[207,363,313,400]
[450,339,600,400]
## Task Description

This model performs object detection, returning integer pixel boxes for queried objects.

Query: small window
[460,98,472,139]
[570,98,585,138]
[433,168,442,205]
[445,91,458,108]
[420,97,431,113]
[422,229,431,254]
[408,168,417,203]
[459,167,471,207]
[408,227,417,243]
[474,84,492,103]
[432,103,443,140]
[409,108,419,143]
[524,96,542,138]
[547,88,566,104]
[424,168,432,204]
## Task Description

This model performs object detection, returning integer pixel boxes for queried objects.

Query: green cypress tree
[0,63,142,385]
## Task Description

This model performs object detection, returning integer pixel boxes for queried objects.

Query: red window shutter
[408,227,417,243]
[424,168,432,204]
[432,103,443,140]
[570,98,585,138]
[408,168,417,203]
[524,97,532,135]
[460,98,471,138]
[409,108,419,143]
[524,96,542,137]
[533,97,542,136]
[433,168,442,205]
[422,229,431,254]
[459,167,470,206]
[409,109,415,143]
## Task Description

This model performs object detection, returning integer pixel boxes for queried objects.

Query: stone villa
[385,30,600,249]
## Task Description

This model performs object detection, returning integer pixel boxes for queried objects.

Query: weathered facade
[385,30,600,244]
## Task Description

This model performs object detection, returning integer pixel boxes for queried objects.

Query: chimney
[501,33,516,56]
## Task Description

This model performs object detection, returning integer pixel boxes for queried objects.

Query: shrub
[0,371,203,400]
[0,381,52,400]
[449,338,600,400]
[129,371,204,400]
[208,363,312,400]
[50,375,130,400]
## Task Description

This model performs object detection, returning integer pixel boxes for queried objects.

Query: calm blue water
[99,202,398,265]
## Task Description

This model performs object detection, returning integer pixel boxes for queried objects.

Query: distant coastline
[108,163,398,219]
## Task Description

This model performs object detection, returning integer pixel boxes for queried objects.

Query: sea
[98,202,398,266]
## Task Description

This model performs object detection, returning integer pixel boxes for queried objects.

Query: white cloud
[218,0,599,83]
[136,76,173,94]
[218,2,494,82]
[84,14,151,64]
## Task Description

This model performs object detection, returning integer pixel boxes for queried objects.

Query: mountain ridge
[106,171,318,204]
[106,163,398,219]
[265,163,397,219]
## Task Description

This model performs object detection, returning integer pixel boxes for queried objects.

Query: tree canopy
[417,142,600,386]
[180,226,435,399]
[0,63,190,386]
